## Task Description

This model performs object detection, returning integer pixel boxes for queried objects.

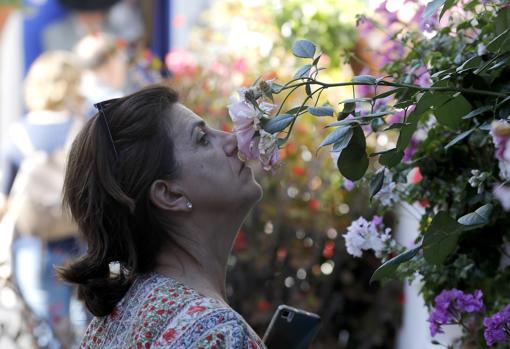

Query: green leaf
[337,126,368,181]
[487,28,510,53]
[339,97,372,104]
[294,64,312,79]
[320,126,353,148]
[370,246,422,283]
[423,0,446,21]
[457,204,493,230]
[305,83,312,97]
[361,111,393,119]
[435,95,472,129]
[292,39,316,59]
[263,114,295,134]
[308,106,335,117]
[373,88,405,100]
[439,0,455,21]
[326,119,362,128]
[379,148,404,168]
[312,54,322,66]
[444,129,475,149]
[285,106,308,116]
[456,56,483,73]
[369,170,385,199]
[332,134,353,152]
[339,102,356,119]
[383,122,410,131]
[423,212,463,265]
[352,75,377,85]
[495,7,510,36]
[462,105,492,119]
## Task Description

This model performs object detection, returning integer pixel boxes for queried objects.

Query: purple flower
[483,304,510,346]
[413,66,431,88]
[428,289,485,337]
[403,137,418,163]
[343,179,355,191]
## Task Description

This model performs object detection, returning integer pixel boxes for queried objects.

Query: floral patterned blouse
[80,272,267,349]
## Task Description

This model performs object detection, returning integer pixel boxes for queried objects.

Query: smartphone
[262,304,321,349]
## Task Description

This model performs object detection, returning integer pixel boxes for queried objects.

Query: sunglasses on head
[94,98,121,161]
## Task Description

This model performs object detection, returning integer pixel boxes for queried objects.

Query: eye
[198,130,210,146]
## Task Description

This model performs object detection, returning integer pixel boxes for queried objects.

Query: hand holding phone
[262,305,321,349]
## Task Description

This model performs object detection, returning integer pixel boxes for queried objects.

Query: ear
[149,179,191,212]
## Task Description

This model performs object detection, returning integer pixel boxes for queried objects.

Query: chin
[240,180,263,207]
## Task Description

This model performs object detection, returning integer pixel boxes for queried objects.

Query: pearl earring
[186,201,193,209]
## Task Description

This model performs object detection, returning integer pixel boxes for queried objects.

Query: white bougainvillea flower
[343,216,392,258]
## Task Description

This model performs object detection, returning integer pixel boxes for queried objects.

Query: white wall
[395,204,462,349]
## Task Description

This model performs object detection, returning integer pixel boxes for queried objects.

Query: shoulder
[155,299,266,349]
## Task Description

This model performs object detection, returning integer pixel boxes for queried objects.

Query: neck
[154,207,249,304]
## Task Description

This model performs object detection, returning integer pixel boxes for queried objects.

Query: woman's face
[168,103,262,211]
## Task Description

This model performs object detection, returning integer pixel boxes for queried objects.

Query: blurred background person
[0,50,86,349]
[42,0,143,52]
[74,33,128,110]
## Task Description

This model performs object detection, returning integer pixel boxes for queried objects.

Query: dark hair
[59,85,180,316]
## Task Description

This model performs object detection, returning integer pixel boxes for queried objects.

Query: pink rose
[407,167,423,184]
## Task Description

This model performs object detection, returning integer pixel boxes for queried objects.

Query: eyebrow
[190,120,206,139]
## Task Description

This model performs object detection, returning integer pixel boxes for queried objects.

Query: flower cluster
[428,289,485,337]
[484,304,510,347]
[343,216,392,258]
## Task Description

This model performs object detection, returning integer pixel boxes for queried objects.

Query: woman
[59,85,267,348]
[0,50,85,348]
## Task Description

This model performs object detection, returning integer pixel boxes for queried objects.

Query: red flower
[308,198,320,212]
[292,166,306,176]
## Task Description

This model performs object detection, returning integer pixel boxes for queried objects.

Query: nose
[222,131,238,157]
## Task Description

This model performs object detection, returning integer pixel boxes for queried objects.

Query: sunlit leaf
[320,126,353,148]
[308,106,335,117]
[292,39,316,58]
[369,170,385,199]
[294,64,312,79]
[457,204,493,230]
[263,114,295,134]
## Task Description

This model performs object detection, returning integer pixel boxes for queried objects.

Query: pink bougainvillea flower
[493,185,510,211]
[491,120,510,180]
[413,66,432,88]
[165,48,197,76]
[407,167,423,184]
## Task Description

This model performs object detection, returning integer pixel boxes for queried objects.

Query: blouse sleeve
[187,320,264,349]
[156,307,266,349]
